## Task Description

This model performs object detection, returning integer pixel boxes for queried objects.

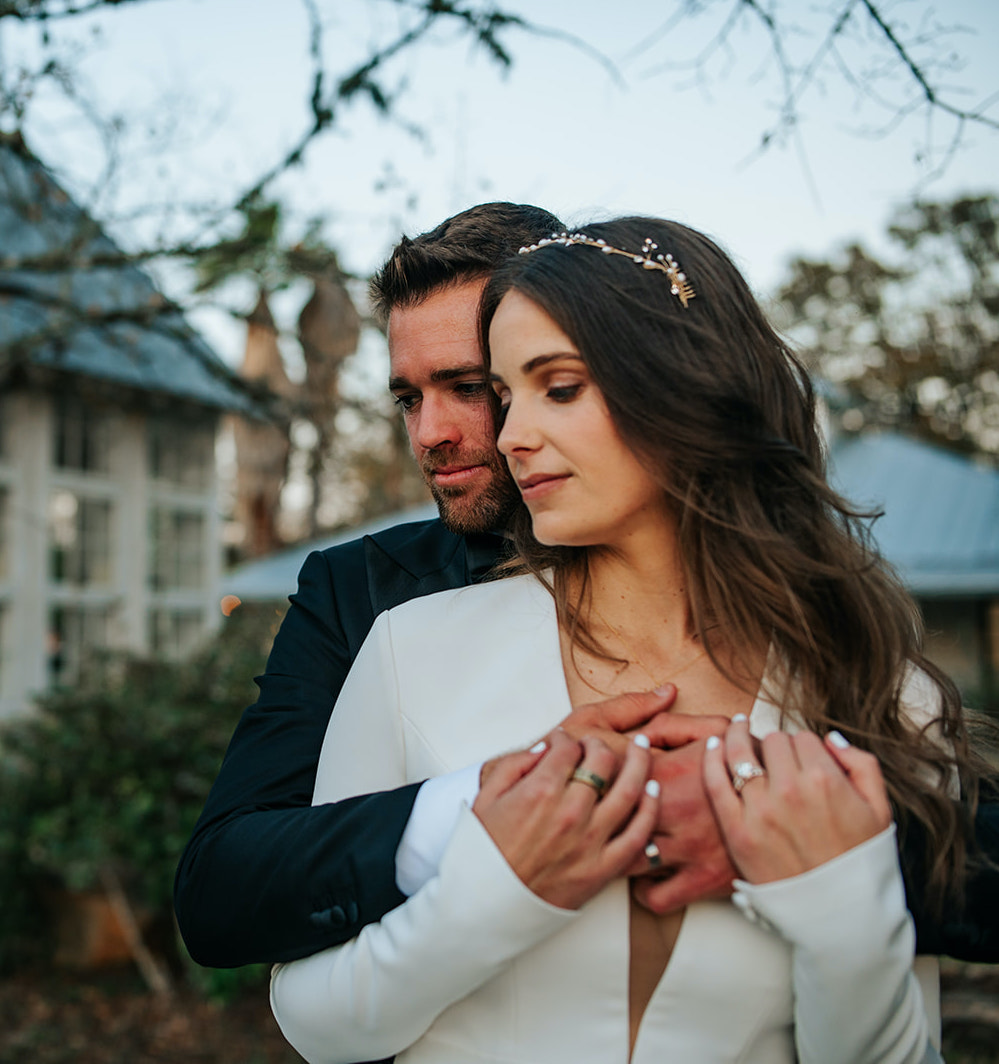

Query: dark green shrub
[0,603,284,977]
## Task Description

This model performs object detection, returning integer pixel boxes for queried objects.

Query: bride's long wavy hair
[479,215,992,908]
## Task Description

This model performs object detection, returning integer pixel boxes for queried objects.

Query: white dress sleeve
[732,826,935,1064]
[269,611,577,1064]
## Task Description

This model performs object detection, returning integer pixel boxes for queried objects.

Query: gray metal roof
[224,503,439,601]
[0,136,261,415]
[828,432,999,596]
[224,434,999,603]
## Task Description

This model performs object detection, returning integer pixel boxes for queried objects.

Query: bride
[271,217,977,1063]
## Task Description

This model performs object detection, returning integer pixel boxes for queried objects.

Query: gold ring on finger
[731,760,766,795]
[569,767,608,799]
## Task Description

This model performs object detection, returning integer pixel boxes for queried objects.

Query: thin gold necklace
[591,606,708,689]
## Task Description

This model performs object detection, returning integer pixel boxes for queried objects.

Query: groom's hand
[631,713,737,914]
[480,687,678,789]
[557,691,737,913]
[558,686,679,752]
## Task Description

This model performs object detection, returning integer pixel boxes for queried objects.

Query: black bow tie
[463,532,507,583]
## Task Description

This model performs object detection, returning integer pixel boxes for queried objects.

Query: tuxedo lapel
[362,520,470,618]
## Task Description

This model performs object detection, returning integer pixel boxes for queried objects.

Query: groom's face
[387,279,519,534]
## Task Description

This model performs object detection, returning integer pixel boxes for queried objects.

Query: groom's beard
[421,445,521,535]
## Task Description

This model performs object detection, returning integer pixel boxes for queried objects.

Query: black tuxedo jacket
[175,517,999,974]
[174,518,498,968]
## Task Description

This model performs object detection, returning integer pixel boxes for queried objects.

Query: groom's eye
[454,381,488,400]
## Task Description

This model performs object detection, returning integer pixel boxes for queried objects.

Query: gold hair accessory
[519,232,696,308]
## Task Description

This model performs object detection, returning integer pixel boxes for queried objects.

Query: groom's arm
[175,549,421,968]
[900,791,999,962]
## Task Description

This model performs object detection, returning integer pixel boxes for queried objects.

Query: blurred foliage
[192,197,342,297]
[0,603,283,978]
[183,959,271,1005]
[776,193,999,462]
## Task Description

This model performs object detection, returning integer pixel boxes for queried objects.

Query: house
[224,434,999,712]
[829,432,999,709]
[0,134,263,719]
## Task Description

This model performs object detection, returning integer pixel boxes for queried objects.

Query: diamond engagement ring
[731,761,767,794]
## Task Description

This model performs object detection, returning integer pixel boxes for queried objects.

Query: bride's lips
[517,473,570,501]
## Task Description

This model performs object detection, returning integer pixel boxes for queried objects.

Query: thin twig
[98,864,173,998]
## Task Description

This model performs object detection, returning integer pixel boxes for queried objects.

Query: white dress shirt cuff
[396,762,483,896]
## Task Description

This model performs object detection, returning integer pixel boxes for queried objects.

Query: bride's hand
[702,716,892,885]
[473,730,659,910]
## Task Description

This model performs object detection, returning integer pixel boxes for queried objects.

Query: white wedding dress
[271,574,942,1064]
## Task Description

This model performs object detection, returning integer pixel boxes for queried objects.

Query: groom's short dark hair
[369,202,561,324]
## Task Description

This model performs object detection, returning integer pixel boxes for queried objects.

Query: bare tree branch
[228,0,556,214]
[629,0,998,172]
[0,0,163,20]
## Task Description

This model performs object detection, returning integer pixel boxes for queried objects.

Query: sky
[4,0,999,367]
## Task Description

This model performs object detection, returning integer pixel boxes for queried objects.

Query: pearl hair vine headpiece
[519,232,696,308]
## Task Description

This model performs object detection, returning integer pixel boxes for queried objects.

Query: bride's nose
[496,398,541,457]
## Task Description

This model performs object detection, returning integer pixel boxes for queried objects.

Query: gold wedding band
[569,767,608,799]
[731,760,767,794]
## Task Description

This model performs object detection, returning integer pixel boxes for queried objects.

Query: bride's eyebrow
[523,352,582,373]
[490,353,583,385]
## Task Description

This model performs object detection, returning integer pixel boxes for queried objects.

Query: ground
[0,961,996,1062]
[0,970,299,1064]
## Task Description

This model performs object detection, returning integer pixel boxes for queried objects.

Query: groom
[175,203,998,978]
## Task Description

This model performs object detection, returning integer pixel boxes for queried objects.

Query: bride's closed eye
[546,383,583,403]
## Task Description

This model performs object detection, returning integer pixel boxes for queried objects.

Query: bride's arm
[269,611,577,1063]
[271,610,659,1064]
[704,722,934,1064]
[271,804,578,1064]
[730,826,933,1064]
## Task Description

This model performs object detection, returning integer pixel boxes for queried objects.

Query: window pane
[48,605,112,684]
[48,492,113,586]
[149,608,205,659]
[54,398,111,473]
[148,417,214,489]
[148,507,205,590]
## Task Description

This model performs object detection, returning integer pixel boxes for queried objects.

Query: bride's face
[488,289,666,550]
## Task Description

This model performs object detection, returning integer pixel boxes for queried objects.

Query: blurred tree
[775,193,999,461]
[194,197,424,549]
[296,263,361,540]
[232,290,294,557]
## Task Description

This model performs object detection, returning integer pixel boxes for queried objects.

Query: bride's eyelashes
[546,383,583,403]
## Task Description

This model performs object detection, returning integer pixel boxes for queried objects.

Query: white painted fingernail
[645,779,660,798]
[731,713,748,723]
[828,730,850,749]
[530,741,547,754]
[645,842,662,867]
[706,736,721,751]
[634,733,651,749]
